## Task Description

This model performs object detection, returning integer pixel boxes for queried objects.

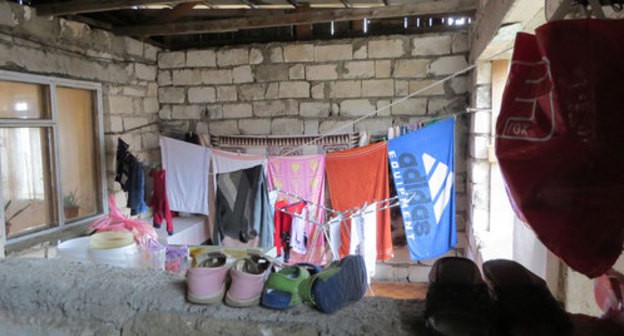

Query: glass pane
[0,128,57,238]
[0,81,50,119]
[57,87,100,221]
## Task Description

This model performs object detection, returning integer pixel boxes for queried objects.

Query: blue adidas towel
[388,118,457,260]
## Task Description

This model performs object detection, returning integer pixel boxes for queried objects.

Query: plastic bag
[165,245,189,275]
[496,19,624,278]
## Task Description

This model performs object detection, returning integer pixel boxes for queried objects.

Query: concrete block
[233,65,254,84]
[353,44,367,59]
[142,97,159,114]
[476,62,492,85]
[355,118,392,136]
[144,44,159,62]
[124,37,144,58]
[304,120,319,135]
[375,60,391,78]
[289,64,305,80]
[202,69,233,85]
[216,47,249,67]
[407,265,432,283]
[0,2,17,27]
[283,44,313,62]
[311,83,325,99]
[249,48,264,64]
[217,86,237,102]
[135,63,156,81]
[254,100,286,117]
[205,104,223,119]
[254,64,289,82]
[172,105,202,119]
[157,71,172,86]
[279,81,310,98]
[429,55,468,76]
[146,83,158,97]
[329,80,361,98]
[393,59,429,78]
[475,85,492,109]
[270,46,284,63]
[449,76,469,94]
[340,99,375,117]
[394,81,408,96]
[239,119,270,135]
[306,64,338,81]
[344,61,375,79]
[158,51,185,69]
[186,49,216,67]
[208,120,238,136]
[239,84,267,101]
[314,44,352,62]
[271,118,303,135]
[469,161,490,184]
[471,110,491,134]
[108,95,134,114]
[376,100,391,116]
[319,120,354,134]
[172,69,202,86]
[409,79,445,95]
[411,34,452,56]
[265,83,279,99]
[300,102,330,117]
[469,135,490,160]
[188,87,216,103]
[428,97,464,114]
[223,103,253,119]
[158,87,185,104]
[142,133,159,150]
[123,117,149,131]
[391,98,427,116]
[362,79,394,97]
[368,39,405,59]
[471,183,490,210]
[107,115,123,133]
[158,105,172,119]
[452,32,469,53]
[122,86,146,97]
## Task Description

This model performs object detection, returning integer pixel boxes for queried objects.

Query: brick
[144,44,158,62]
[223,103,253,119]
[122,86,146,97]
[375,60,391,78]
[239,119,271,135]
[158,51,185,69]
[254,100,286,117]
[376,100,391,116]
[186,49,216,67]
[279,81,310,98]
[353,44,367,59]
[124,37,144,58]
[319,120,354,134]
[254,64,289,82]
[271,118,303,135]
[172,105,202,119]
[216,47,249,67]
[300,102,330,117]
[344,61,375,79]
[449,76,468,94]
[217,86,237,102]
[108,95,133,114]
[283,44,313,62]
[329,80,361,98]
[476,63,492,85]
[158,87,185,104]
[452,32,469,53]
[158,105,171,119]
[107,115,123,133]
[123,117,149,131]
[409,79,445,95]
[239,84,267,101]
[270,47,284,63]
[233,65,253,83]
[157,71,172,86]
[304,120,319,135]
[249,48,264,64]
[429,55,468,76]
[188,87,216,103]
[428,97,464,114]
[314,44,352,62]
[362,79,394,97]
[471,110,491,134]
[391,98,427,115]
[306,64,338,81]
[265,83,279,99]
[146,83,158,97]
[208,120,238,135]
[289,64,305,80]
[368,39,405,59]
[393,59,429,78]
[395,80,408,96]
[340,99,376,117]
[411,34,452,56]
[355,118,392,136]
[475,85,491,109]
[205,104,222,119]
[311,83,325,99]
[142,97,159,114]
[172,69,202,86]
[202,69,232,85]
[135,63,156,81]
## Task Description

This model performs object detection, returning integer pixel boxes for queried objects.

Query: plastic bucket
[57,237,90,263]
[89,231,139,268]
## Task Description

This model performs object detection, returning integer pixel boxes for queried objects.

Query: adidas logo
[422,153,453,224]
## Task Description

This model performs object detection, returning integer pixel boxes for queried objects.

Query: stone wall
[0,0,161,253]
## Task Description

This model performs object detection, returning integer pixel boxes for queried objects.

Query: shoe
[225,255,271,307]
[425,257,497,336]
[186,252,229,304]
[299,255,367,314]
[261,265,310,310]
[295,263,322,276]
[482,259,573,336]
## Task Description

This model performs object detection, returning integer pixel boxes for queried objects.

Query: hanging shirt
[290,206,309,255]
[160,136,211,216]
[149,168,173,234]
[349,203,378,283]
[327,214,343,262]
[274,200,306,263]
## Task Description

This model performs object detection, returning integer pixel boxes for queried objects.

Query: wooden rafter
[114,0,476,37]
[36,0,202,16]
[341,0,353,8]
[150,2,201,24]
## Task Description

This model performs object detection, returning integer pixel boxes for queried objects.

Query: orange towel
[325,142,393,260]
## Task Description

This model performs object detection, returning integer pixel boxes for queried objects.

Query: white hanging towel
[160,136,212,215]
[327,214,343,261]
[290,206,308,255]
[349,203,378,283]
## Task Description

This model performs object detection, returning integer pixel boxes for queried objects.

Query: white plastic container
[88,231,139,268]
[56,237,90,263]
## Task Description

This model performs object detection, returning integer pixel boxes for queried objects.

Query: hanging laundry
[215,165,274,248]
[160,136,211,216]
[127,160,148,215]
[349,203,378,284]
[149,168,173,235]
[327,214,343,261]
[115,138,132,192]
[325,142,393,261]
[290,205,309,255]
[388,118,456,261]
[273,200,306,262]
[267,154,326,265]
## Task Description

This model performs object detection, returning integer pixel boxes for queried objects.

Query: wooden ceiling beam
[36,0,202,16]
[151,2,202,24]
[114,0,476,37]
[119,8,291,18]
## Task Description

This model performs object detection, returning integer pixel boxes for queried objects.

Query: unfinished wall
[0,0,161,253]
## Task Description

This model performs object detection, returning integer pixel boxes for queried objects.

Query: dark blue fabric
[128,160,148,215]
[312,255,367,314]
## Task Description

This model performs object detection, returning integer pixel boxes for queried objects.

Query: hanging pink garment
[496,19,624,278]
[267,155,326,265]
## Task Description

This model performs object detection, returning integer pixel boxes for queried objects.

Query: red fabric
[273,200,305,256]
[150,168,173,234]
[325,142,393,260]
[495,19,624,277]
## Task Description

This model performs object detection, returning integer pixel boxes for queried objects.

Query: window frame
[0,70,108,244]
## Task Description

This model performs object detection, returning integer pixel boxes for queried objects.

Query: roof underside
[13,0,477,50]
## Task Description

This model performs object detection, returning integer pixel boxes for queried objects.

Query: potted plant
[63,190,80,219]
[4,200,31,236]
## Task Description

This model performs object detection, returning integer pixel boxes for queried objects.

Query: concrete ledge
[0,259,427,335]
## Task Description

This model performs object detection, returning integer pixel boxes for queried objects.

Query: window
[0,71,105,240]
